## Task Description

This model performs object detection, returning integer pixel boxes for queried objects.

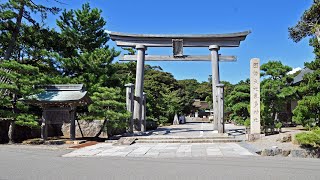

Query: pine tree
[0,0,60,60]
[56,3,109,58]
[289,0,320,43]
[289,0,320,128]
[293,40,320,128]
[260,61,295,126]
[0,60,42,143]
[226,79,250,125]
[55,3,128,135]
[85,86,130,137]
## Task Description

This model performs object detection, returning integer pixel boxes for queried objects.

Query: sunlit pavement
[63,142,254,158]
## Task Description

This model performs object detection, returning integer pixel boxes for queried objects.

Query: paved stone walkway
[63,143,254,158]
[149,123,246,139]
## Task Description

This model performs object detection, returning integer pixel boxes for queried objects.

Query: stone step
[135,138,242,143]
[185,118,211,123]
[113,137,136,146]
[135,136,234,140]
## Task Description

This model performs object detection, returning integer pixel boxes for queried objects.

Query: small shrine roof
[23,84,92,106]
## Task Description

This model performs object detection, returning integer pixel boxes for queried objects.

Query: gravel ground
[247,127,305,151]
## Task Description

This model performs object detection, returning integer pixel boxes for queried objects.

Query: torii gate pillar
[133,45,146,131]
[209,45,220,130]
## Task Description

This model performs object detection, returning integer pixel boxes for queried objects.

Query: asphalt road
[0,145,320,180]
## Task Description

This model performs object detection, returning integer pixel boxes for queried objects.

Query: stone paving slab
[148,123,246,139]
[63,143,255,158]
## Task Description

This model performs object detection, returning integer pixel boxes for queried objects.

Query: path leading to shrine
[63,123,253,158]
[63,142,254,158]
[149,122,246,138]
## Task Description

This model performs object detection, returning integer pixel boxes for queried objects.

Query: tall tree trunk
[4,0,25,60]
[95,119,108,138]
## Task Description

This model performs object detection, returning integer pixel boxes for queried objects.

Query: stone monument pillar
[133,45,146,131]
[250,58,261,140]
[125,83,135,133]
[209,45,220,131]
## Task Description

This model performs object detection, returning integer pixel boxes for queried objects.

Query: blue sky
[42,0,315,84]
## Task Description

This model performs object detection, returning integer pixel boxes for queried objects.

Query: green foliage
[289,0,320,43]
[275,122,282,129]
[53,4,131,135]
[0,60,43,127]
[144,65,183,124]
[0,0,60,60]
[226,80,250,125]
[260,61,295,126]
[195,81,211,100]
[15,114,39,128]
[293,93,320,128]
[293,41,320,128]
[87,86,130,136]
[55,2,121,93]
[244,118,250,128]
[110,62,136,88]
[177,79,200,114]
[56,3,108,57]
[59,48,120,89]
[295,128,320,147]
[290,1,320,129]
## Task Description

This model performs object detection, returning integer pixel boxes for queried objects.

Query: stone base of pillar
[248,133,261,141]
[133,118,141,132]
[141,120,146,132]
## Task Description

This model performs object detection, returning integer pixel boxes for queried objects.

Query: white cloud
[287,67,302,75]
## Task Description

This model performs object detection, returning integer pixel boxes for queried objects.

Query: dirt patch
[69,141,98,149]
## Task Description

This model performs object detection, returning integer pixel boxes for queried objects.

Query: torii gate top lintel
[109,31,251,48]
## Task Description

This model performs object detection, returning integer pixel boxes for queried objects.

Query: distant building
[282,68,314,125]
[191,99,211,118]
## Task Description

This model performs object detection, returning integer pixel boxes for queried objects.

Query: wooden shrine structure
[25,84,91,140]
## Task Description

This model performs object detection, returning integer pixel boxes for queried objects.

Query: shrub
[295,128,320,148]
[275,122,282,129]
[244,118,250,128]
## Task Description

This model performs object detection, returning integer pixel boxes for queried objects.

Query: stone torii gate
[110,31,250,133]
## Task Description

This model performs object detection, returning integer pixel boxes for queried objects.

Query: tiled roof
[293,68,314,84]
[23,84,91,105]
